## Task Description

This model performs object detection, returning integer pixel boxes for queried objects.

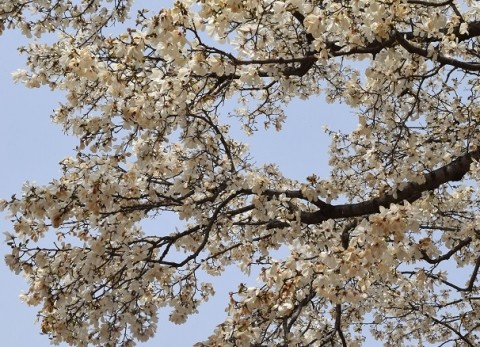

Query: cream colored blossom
[2,0,480,346]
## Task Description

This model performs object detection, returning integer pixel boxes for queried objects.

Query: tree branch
[421,237,473,264]
[395,32,480,71]
[335,304,348,347]
[300,149,480,224]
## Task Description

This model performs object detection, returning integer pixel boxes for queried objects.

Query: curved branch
[421,237,473,264]
[395,32,480,71]
[300,149,480,224]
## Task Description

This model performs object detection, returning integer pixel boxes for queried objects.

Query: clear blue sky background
[0,4,354,346]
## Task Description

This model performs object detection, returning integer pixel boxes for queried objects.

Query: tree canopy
[2,0,480,346]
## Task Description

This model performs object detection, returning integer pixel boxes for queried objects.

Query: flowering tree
[2,0,480,345]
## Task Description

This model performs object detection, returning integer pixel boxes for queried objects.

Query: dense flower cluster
[2,0,480,346]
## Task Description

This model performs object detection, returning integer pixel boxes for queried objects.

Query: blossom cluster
[2,0,480,346]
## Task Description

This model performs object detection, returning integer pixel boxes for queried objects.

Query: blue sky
[0,7,354,346]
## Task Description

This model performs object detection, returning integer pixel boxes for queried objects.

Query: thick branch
[395,32,480,71]
[300,149,480,224]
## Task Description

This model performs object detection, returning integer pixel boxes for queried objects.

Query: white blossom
[2,0,480,346]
